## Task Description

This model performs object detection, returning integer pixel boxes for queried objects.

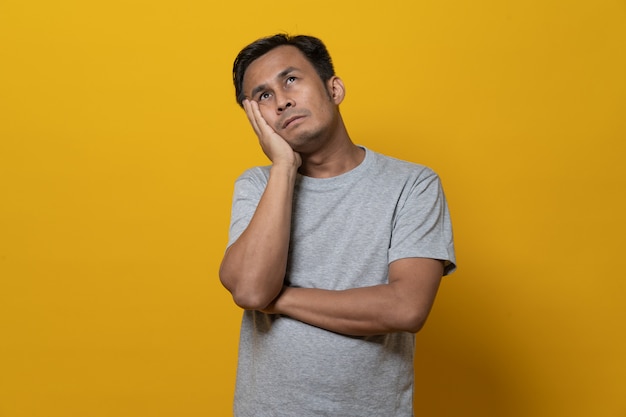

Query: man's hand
[243,99,302,169]
[219,101,301,311]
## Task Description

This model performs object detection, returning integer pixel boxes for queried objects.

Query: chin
[287,134,321,153]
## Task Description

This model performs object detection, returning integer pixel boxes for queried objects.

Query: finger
[248,100,273,135]
[242,99,261,135]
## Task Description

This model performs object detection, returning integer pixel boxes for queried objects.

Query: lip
[282,115,305,129]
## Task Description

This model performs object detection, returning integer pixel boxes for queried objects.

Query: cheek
[258,105,276,123]
[308,90,333,111]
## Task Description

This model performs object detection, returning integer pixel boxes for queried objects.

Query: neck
[298,126,365,178]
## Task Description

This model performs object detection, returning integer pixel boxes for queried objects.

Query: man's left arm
[264,257,444,336]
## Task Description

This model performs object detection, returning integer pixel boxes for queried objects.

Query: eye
[258,91,271,101]
[286,76,296,84]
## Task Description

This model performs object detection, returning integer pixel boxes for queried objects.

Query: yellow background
[1,0,625,416]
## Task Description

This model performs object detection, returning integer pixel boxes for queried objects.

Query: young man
[220,34,456,417]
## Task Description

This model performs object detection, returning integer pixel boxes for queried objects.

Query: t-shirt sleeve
[388,169,457,275]
[226,168,268,248]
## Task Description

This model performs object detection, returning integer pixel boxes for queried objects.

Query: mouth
[282,115,305,129]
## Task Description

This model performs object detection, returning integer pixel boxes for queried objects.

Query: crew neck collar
[296,146,372,190]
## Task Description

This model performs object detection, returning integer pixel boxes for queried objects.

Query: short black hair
[233,34,335,107]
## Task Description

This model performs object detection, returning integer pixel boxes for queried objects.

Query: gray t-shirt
[227,147,456,417]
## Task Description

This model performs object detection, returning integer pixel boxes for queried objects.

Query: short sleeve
[227,168,269,248]
[388,170,456,275]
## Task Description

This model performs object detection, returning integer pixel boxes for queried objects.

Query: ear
[327,76,345,105]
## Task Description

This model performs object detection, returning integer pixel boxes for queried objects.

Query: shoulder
[231,166,272,200]
[235,165,271,185]
[367,149,439,184]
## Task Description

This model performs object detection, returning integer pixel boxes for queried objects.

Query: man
[220,34,456,417]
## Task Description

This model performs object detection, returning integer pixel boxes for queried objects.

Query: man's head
[233,34,336,107]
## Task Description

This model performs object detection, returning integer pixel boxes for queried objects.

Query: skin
[219,45,444,336]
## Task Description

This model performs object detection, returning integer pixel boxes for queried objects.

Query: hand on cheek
[242,99,301,169]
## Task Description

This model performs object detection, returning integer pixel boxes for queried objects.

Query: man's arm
[219,99,301,310]
[264,257,444,336]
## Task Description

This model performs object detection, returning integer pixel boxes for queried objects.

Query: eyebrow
[250,66,298,99]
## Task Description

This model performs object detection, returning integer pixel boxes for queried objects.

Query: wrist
[270,286,292,315]
[270,162,299,178]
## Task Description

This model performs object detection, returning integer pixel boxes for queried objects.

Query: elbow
[405,317,427,334]
[229,289,275,311]
[396,308,430,334]
[219,248,283,310]
[219,268,278,310]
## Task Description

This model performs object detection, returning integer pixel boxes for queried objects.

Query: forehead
[242,45,317,95]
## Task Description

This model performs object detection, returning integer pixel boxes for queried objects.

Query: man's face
[242,45,340,151]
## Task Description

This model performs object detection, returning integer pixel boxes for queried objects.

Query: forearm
[271,286,399,336]
[219,165,298,310]
[270,285,433,336]
[268,258,444,336]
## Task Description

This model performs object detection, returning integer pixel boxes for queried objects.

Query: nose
[276,94,294,113]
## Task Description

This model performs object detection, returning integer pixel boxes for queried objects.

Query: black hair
[233,34,335,107]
